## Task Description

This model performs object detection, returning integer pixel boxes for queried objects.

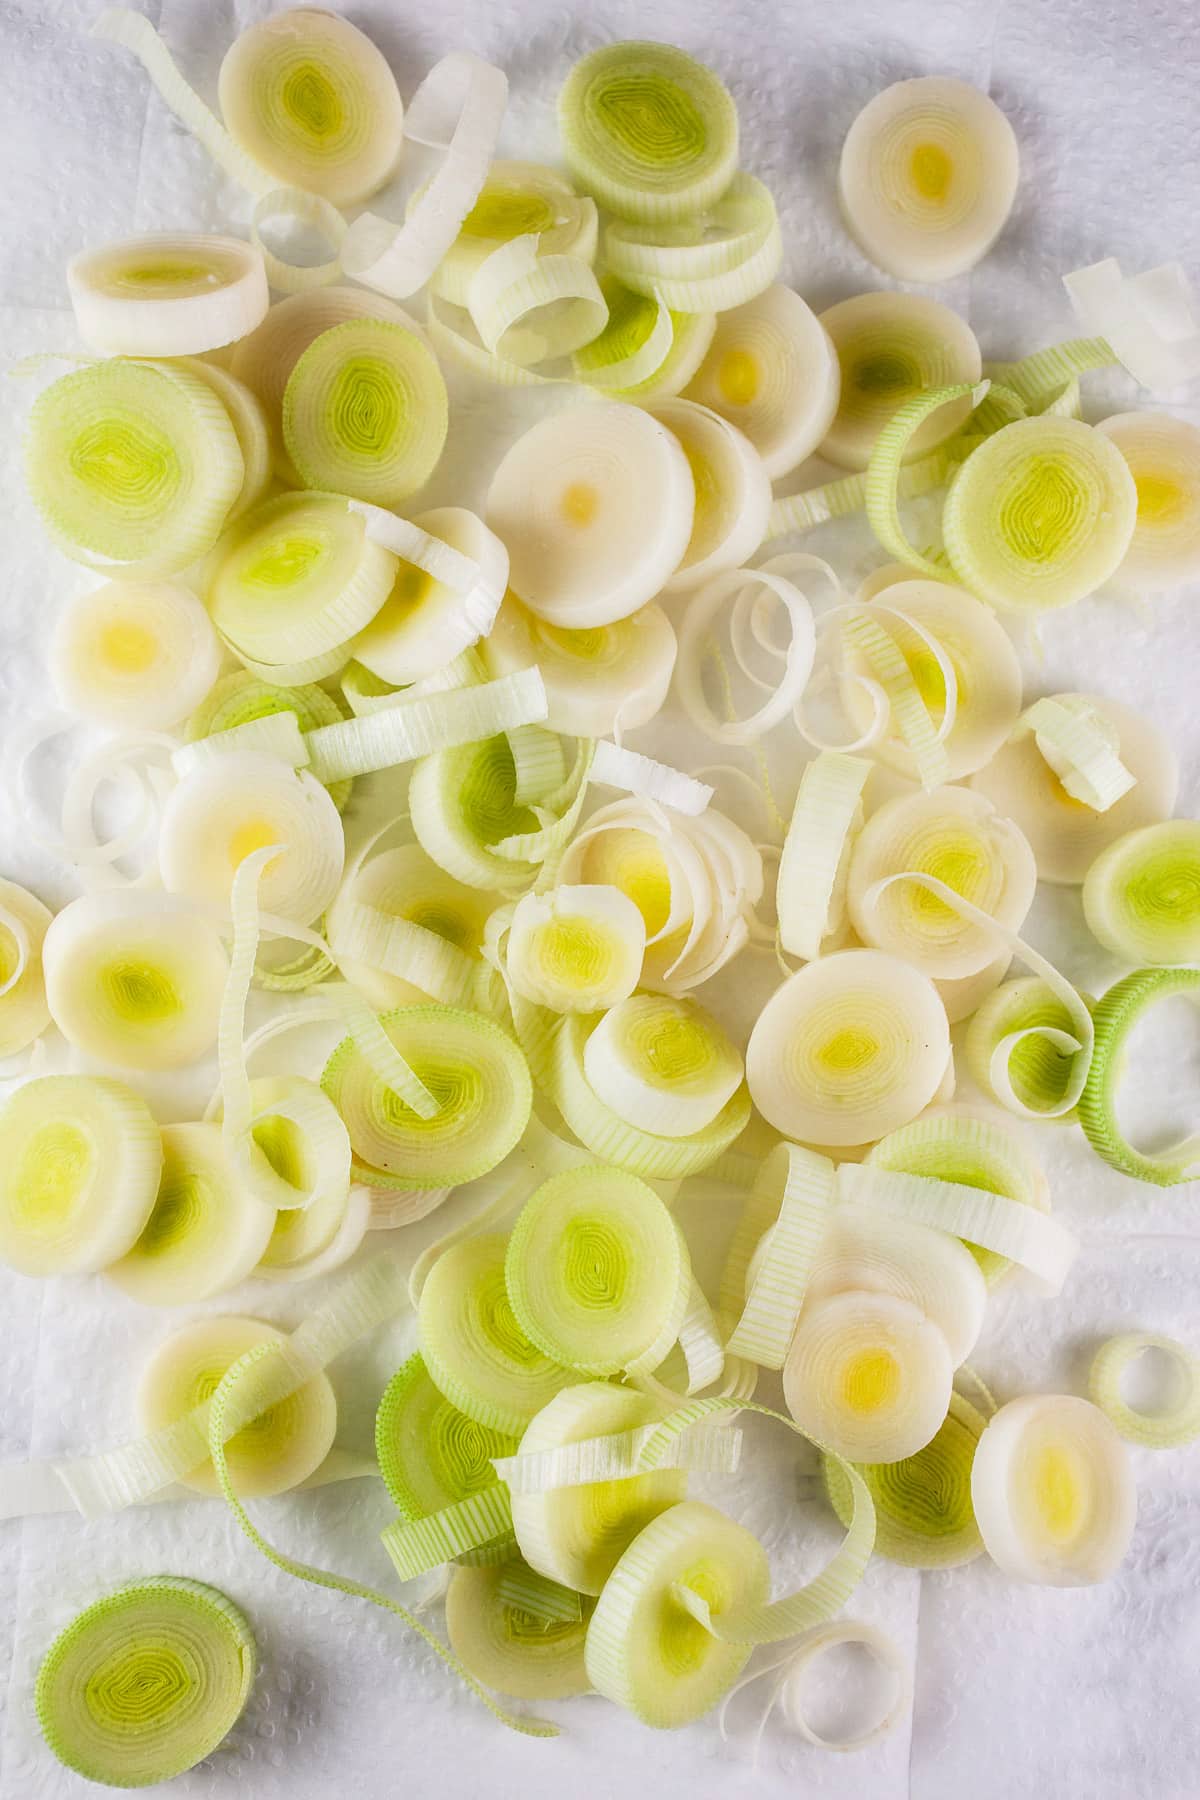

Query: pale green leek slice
[818,291,981,470]
[433,161,598,307]
[572,277,715,400]
[965,977,1095,1121]
[603,174,782,313]
[822,1390,985,1567]
[506,886,645,1014]
[1088,1334,1200,1449]
[35,1577,256,1788]
[1082,821,1200,965]
[864,379,990,579]
[581,993,743,1137]
[67,232,268,356]
[445,1561,593,1700]
[1077,967,1200,1185]
[0,878,52,1057]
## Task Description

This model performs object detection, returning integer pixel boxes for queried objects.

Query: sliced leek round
[175,357,273,524]
[1096,411,1200,591]
[684,283,841,478]
[784,1289,954,1463]
[582,993,743,1137]
[482,593,676,738]
[970,1394,1136,1586]
[43,892,228,1071]
[558,41,738,223]
[649,399,771,592]
[971,693,1179,884]
[218,8,404,206]
[965,976,1094,1120]
[485,402,694,628]
[446,1560,592,1700]
[327,842,490,1010]
[187,668,352,809]
[408,733,545,893]
[352,507,508,686]
[507,886,645,1014]
[376,1352,517,1559]
[432,161,598,308]
[1082,821,1200,965]
[823,1390,985,1567]
[1077,966,1200,1185]
[67,232,268,356]
[137,1314,337,1496]
[1088,1333,1200,1449]
[839,77,1019,282]
[52,580,221,733]
[746,948,950,1146]
[943,417,1138,613]
[0,878,52,1057]
[807,1202,987,1367]
[0,1075,160,1277]
[818,291,980,469]
[572,278,715,401]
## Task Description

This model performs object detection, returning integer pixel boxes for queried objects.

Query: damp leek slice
[1088,1333,1200,1449]
[51,580,222,733]
[822,1390,986,1567]
[1077,966,1200,1185]
[783,1289,954,1463]
[506,886,646,1014]
[351,506,508,686]
[1096,411,1200,590]
[482,594,677,738]
[0,878,53,1057]
[432,161,598,307]
[1082,820,1200,965]
[818,291,982,470]
[582,993,743,1137]
[67,232,268,355]
[445,1560,593,1699]
[326,842,490,1011]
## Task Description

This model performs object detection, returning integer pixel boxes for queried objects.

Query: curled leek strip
[250,186,347,294]
[35,1577,257,1787]
[590,742,713,816]
[352,503,508,687]
[376,1353,517,1564]
[67,232,268,356]
[433,160,598,309]
[822,1391,986,1568]
[381,1484,517,1580]
[818,290,982,471]
[721,1619,911,1755]
[603,173,782,313]
[1077,967,1200,1185]
[1082,821,1200,965]
[1088,1334,1200,1449]
[776,753,872,959]
[724,1143,835,1369]
[1064,256,1200,393]
[50,579,222,735]
[864,379,990,579]
[835,603,959,791]
[303,669,548,786]
[572,279,676,393]
[675,562,819,746]
[966,977,1094,1122]
[467,233,607,366]
[767,443,963,539]
[446,1562,592,1700]
[0,880,52,1057]
[326,841,489,1012]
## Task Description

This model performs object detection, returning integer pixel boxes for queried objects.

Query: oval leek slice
[107,1122,276,1306]
[486,401,694,628]
[282,319,448,507]
[807,1203,987,1367]
[965,976,1095,1121]
[352,506,508,686]
[507,886,645,1014]
[506,1167,688,1377]
[67,232,268,355]
[684,283,841,478]
[649,399,771,592]
[321,1005,531,1190]
[584,1499,769,1727]
[818,291,982,470]
[446,1560,592,1700]
[838,77,1019,282]
[970,693,1179,885]
[482,594,677,738]
[745,948,950,1147]
[582,993,743,1137]
[0,878,52,1057]
[822,1390,986,1567]
[408,734,546,893]
[1088,1334,1200,1449]
[419,1232,576,1436]
[783,1289,954,1463]
[376,1353,517,1562]
[0,1075,161,1277]
[26,359,243,578]
[510,1384,687,1594]
[943,417,1138,612]
[51,579,222,733]
[1077,967,1200,1185]
[1095,411,1200,590]
[970,1395,1136,1586]
[137,1315,337,1497]
[43,892,228,1071]
[558,41,738,224]
[35,1577,256,1788]
[218,9,404,207]
[1082,821,1200,965]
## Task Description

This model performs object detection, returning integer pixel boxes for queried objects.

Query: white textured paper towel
[0,2,1197,1796]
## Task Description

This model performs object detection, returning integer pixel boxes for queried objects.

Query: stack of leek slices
[6,8,1200,1785]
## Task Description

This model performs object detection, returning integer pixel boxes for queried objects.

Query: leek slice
[43,892,228,1071]
[137,1315,337,1497]
[965,977,1095,1120]
[572,278,715,400]
[1096,412,1200,591]
[943,417,1138,612]
[107,1122,276,1306]
[971,693,1179,885]
[818,291,982,470]
[322,1005,531,1191]
[1088,1334,1200,1449]
[507,887,645,1014]
[67,233,267,356]
[433,161,598,308]
[446,1561,592,1699]
[1064,256,1200,393]
[52,579,220,734]
[783,1290,954,1462]
[484,595,677,739]
[218,9,404,207]
[466,233,606,367]
[327,842,489,1010]
[506,1167,688,1376]
[1082,821,1200,964]
[376,1353,517,1562]
[248,1075,355,1275]
[808,1203,987,1367]
[35,1577,255,1788]
[26,359,243,578]
[1077,967,1200,1185]
[187,669,352,810]
[582,993,743,1137]
[174,357,273,523]
[724,1142,836,1369]
[684,283,841,478]
[485,402,694,629]
[558,41,738,223]
[649,400,771,592]
[745,948,950,1146]
[282,319,448,506]
[0,1075,160,1277]
[839,77,1019,282]
[509,1384,687,1594]
[823,1390,986,1568]
[305,669,548,786]
[419,1232,575,1435]
[777,753,872,960]
[584,1499,769,1728]
[970,1395,1136,1586]
[603,173,782,313]
[0,878,52,1056]
[352,506,508,686]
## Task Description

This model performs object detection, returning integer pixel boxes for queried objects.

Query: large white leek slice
[327,842,489,1010]
[839,77,1019,282]
[558,41,738,223]
[649,400,771,591]
[107,1122,276,1305]
[818,292,981,469]
[507,887,645,1014]
[776,753,872,960]
[823,1390,986,1569]
[352,507,508,686]
[603,173,782,314]
[746,948,950,1146]
[0,1075,160,1276]
[1096,412,1200,590]
[1082,820,1200,965]
[684,284,841,478]
[784,1289,954,1463]
[67,233,267,356]
[582,993,743,1137]
[445,1561,592,1700]
[51,581,221,733]
[433,161,597,308]
[217,9,404,207]
[482,594,676,738]
[43,892,228,1071]
[509,1385,687,1594]
[971,693,1178,884]
[485,402,694,628]
[137,1315,337,1496]
[1088,1334,1200,1450]
[1064,256,1200,393]
[0,879,52,1056]
[970,1395,1136,1586]
[807,1203,987,1367]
